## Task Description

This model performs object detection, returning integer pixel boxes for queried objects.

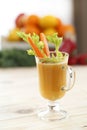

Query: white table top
[0,66,87,130]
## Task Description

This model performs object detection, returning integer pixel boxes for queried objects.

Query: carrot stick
[28,37,44,58]
[40,33,50,57]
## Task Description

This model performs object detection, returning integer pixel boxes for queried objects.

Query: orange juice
[37,62,67,101]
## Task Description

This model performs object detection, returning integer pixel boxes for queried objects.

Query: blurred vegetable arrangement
[0,49,36,67]
[5,13,87,66]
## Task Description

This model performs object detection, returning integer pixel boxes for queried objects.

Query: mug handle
[62,66,76,91]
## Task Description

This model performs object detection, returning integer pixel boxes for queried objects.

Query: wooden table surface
[0,66,87,130]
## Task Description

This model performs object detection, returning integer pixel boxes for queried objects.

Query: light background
[0,0,73,36]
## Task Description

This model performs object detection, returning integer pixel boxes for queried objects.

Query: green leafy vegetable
[17,32,46,57]
[46,33,63,57]
[17,32,64,63]
[17,32,29,43]
[27,49,35,55]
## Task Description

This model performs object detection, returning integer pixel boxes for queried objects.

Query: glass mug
[36,52,75,121]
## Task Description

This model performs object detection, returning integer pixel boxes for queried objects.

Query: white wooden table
[0,66,87,130]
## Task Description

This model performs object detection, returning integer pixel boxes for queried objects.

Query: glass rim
[49,51,69,56]
[35,51,69,64]
[36,51,69,60]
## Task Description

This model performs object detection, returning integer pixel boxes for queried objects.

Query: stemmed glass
[35,51,75,121]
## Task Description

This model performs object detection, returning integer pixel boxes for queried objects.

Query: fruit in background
[63,25,76,42]
[64,25,75,35]
[39,15,58,29]
[43,28,57,35]
[7,13,76,43]
[56,22,75,37]
[59,39,77,55]
[57,24,65,37]
[77,54,87,65]
[25,15,40,26]
[7,28,21,41]
[15,13,27,28]
[24,24,41,35]
[56,18,65,37]
[56,18,62,27]
[56,18,66,37]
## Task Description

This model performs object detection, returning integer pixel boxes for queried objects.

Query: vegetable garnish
[40,33,50,57]
[17,32,46,58]
[27,36,44,58]
[46,33,63,58]
[17,32,64,63]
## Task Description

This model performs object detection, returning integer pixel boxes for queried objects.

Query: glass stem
[47,101,60,111]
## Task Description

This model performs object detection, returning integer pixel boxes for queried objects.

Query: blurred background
[1,0,73,35]
[0,0,87,67]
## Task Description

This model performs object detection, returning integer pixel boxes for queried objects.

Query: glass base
[38,109,67,121]
[38,101,68,121]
